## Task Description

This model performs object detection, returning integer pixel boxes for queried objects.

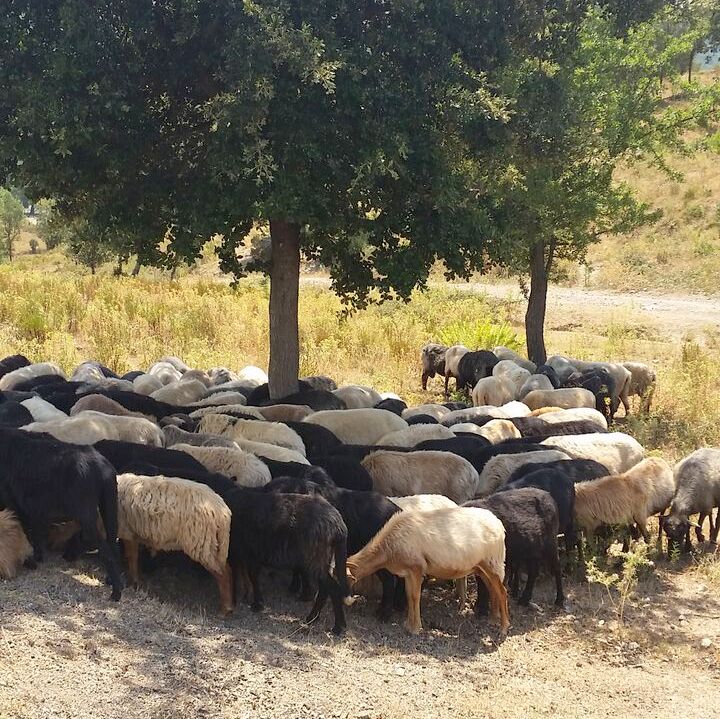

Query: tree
[0,187,24,261]
[479,5,720,363]
[65,219,114,274]
[0,0,516,398]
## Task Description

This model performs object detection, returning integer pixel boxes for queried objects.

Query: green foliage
[65,220,114,274]
[0,187,24,261]
[437,320,522,353]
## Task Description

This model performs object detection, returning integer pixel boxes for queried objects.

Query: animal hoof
[23,558,37,570]
[331,624,346,637]
[110,590,122,602]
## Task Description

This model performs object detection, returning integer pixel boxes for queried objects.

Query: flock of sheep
[0,344,718,638]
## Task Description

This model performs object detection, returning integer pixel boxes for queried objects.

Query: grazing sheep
[283,421,342,460]
[519,374,554,399]
[162,425,239,449]
[374,398,408,416]
[451,422,489,436]
[216,418,305,455]
[457,351,500,393]
[663,448,720,553]
[471,376,514,408]
[0,509,33,579]
[231,438,310,466]
[117,473,232,614]
[180,369,212,387]
[508,458,609,485]
[529,406,564,417]
[71,394,150,420]
[492,360,532,399]
[421,343,448,390]
[362,450,481,503]
[310,455,374,491]
[171,444,271,487]
[477,419,522,445]
[540,432,644,474]
[148,362,183,385]
[390,494,458,511]
[406,414,439,425]
[0,401,33,428]
[157,356,191,374]
[377,424,455,447]
[0,354,30,381]
[71,361,107,384]
[0,362,66,391]
[442,406,508,426]
[191,405,264,423]
[535,407,608,430]
[223,487,350,634]
[133,374,164,396]
[534,364,561,388]
[91,389,187,421]
[510,416,607,438]
[443,344,470,396]
[151,379,208,406]
[565,358,632,416]
[208,367,239,386]
[20,396,68,422]
[574,458,674,549]
[499,401,533,418]
[301,375,338,392]
[545,356,577,384]
[402,404,450,422]
[93,439,208,478]
[622,362,657,413]
[304,408,407,446]
[477,450,570,497]
[332,385,383,409]
[192,391,249,408]
[523,388,596,411]
[347,507,509,634]
[467,488,563,609]
[564,368,617,422]
[0,429,123,599]
[492,347,536,373]
[237,365,269,388]
[257,404,313,423]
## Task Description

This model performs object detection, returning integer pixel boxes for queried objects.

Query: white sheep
[304,408,408,445]
[148,361,183,386]
[157,356,191,374]
[20,396,68,422]
[443,344,469,396]
[71,361,106,384]
[622,361,657,413]
[389,495,458,511]
[191,391,249,408]
[477,449,570,496]
[0,509,32,579]
[535,407,608,430]
[361,450,481,503]
[0,362,66,391]
[450,423,488,436]
[523,388,596,411]
[498,401,532,418]
[540,432,644,474]
[24,412,164,446]
[70,394,150,420]
[231,437,310,465]
[377,424,455,447]
[257,404,314,423]
[219,418,306,456]
[236,365,268,388]
[492,346,536,373]
[180,369,212,387]
[151,378,208,406]
[332,385,383,409]
[172,444,271,487]
[401,404,450,422]
[565,358,633,415]
[346,507,509,634]
[471,376,513,407]
[133,373,164,396]
[117,472,233,614]
[518,373,554,399]
[191,405,265,424]
[477,419,522,445]
[492,360,532,399]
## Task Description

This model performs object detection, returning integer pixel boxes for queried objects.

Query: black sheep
[456,351,499,393]
[535,364,561,388]
[507,458,609,485]
[510,416,607,438]
[443,401,470,411]
[406,413,439,425]
[466,488,564,609]
[246,380,313,405]
[284,420,342,459]
[311,455,375,491]
[420,343,447,391]
[94,439,207,477]
[88,389,190,420]
[263,473,401,619]
[564,368,617,422]
[0,354,30,380]
[11,374,69,392]
[0,429,123,600]
[0,401,33,428]
[222,487,350,635]
[374,398,407,416]
[121,370,145,382]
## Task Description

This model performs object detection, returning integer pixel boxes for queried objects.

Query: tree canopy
[0,187,24,261]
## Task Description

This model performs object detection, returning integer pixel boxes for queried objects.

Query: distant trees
[0,187,24,261]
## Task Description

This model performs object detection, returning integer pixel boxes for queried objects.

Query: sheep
[508,458,609,485]
[217,417,306,455]
[406,414,439,426]
[421,343,447,390]
[476,450,570,497]
[283,421,342,460]
[256,387,347,411]
[0,509,33,579]
[246,380,312,405]
[529,406,565,416]
[332,385,383,409]
[172,444,271,487]
[492,347,536,373]
[0,429,123,600]
[90,389,189,420]
[237,365,269,388]
[622,362,657,413]
[71,394,151,420]
[545,356,577,384]
[564,368,617,422]
[377,424,455,447]
[535,364,561,388]
[523,388,596,411]
[564,358,632,416]
[535,407,608,430]
[133,373,164,396]
[116,473,233,614]
[574,458,675,551]
[20,396,68,422]
[361,450,481,504]
[223,487,350,634]
[466,488,563,609]
[191,405,265,422]
[540,432,644,474]
[403,405,450,423]
[0,362,66,391]
[162,425,239,450]
[471,376,514,407]
[157,356,191,374]
[0,354,30,380]
[311,455,374,491]
[231,437,310,466]
[180,369,212,387]
[492,360,532,399]
[304,408,407,446]
[193,391,249,408]
[148,361,183,385]
[262,472,401,619]
[94,439,208,478]
[442,406,509,427]
[510,416,607,438]
[257,404,313,423]
[519,374,554,399]
[499,401,533,418]
[374,398,408,416]
[457,350,500,393]
[151,379,208,406]
[0,401,33,428]
[390,494,458,511]
[450,422,489,436]
[301,375,338,392]
[71,361,107,384]
[663,448,720,553]
[346,507,509,634]
[443,344,469,396]
[477,419,522,445]
[208,367,239,386]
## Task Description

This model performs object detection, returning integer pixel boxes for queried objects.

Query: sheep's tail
[334,535,350,598]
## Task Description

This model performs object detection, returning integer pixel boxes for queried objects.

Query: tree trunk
[268,219,301,400]
[688,51,694,82]
[6,235,12,261]
[525,239,549,366]
[132,259,142,277]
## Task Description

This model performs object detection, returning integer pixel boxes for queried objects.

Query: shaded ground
[2,549,719,719]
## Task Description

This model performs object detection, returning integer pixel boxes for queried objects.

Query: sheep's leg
[683,528,693,554]
[323,573,347,636]
[550,550,565,607]
[23,514,47,564]
[305,582,328,626]
[403,571,424,634]
[212,563,234,616]
[443,374,450,398]
[393,577,406,611]
[711,509,720,544]
[637,521,651,545]
[518,563,538,607]
[509,565,520,598]
[376,570,396,622]
[81,513,122,601]
[247,564,264,611]
[288,570,302,595]
[696,514,706,544]
[475,562,509,634]
[123,539,141,586]
[455,576,468,607]
[61,530,85,562]
[474,574,490,617]
[422,372,429,391]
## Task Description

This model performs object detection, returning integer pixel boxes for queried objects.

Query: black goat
[421,343,447,391]
[508,458,609,485]
[456,351,499,393]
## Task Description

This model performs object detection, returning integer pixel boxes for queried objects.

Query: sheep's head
[662,514,689,543]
